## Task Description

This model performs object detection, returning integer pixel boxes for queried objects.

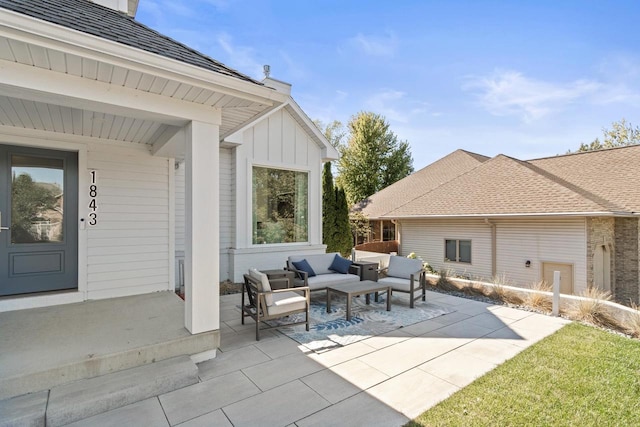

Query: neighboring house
[0,0,338,337]
[355,147,640,305]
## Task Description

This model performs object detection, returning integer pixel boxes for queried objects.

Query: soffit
[0,28,276,142]
[0,94,168,144]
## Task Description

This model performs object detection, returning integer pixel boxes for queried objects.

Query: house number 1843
[88,170,98,226]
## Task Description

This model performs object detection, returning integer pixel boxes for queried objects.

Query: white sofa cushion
[307,273,360,290]
[248,268,273,306]
[267,291,307,316]
[288,253,341,276]
[387,256,422,280]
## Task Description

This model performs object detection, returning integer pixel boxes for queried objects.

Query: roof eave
[0,9,288,106]
[382,211,637,219]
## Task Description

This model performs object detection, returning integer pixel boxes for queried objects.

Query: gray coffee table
[326,280,391,321]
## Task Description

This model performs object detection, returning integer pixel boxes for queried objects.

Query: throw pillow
[291,259,316,277]
[329,254,352,274]
[248,268,273,306]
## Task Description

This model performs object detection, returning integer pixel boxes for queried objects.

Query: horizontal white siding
[174,162,185,254]
[174,147,234,281]
[399,219,493,280]
[399,217,588,293]
[219,147,234,280]
[495,218,587,292]
[86,145,170,299]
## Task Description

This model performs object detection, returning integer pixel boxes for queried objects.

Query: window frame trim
[250,162,311,247]
[444,238,472,264]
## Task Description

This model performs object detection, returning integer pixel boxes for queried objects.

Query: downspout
[485,218,497,278]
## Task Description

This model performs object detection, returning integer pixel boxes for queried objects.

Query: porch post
[184,120,220,334]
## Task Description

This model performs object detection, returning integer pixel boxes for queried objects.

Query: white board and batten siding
[495,218,587,293]
[399,219,493,280]
[174,147,234,282]
[174,108,326,283]
[399,217,587,293]
[87,143,171,300]
[230,108,325,282]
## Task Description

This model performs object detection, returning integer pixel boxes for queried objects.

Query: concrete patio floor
[66,290,570,426]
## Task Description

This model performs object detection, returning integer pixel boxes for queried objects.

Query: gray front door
[0,144,78,296]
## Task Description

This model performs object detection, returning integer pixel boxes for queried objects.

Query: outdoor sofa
[286,252,361,292]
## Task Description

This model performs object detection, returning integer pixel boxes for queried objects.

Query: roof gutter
[382,211,637,219]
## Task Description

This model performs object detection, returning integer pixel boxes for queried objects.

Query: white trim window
[252,166,308,244]
[445,239,471,263]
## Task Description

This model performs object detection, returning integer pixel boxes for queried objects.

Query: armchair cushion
[292,259,316,277]
[248,268,274,306]
[329,254,352,274]
[378,276,419,292]
[387,256,422,279]
[267,291,307,316]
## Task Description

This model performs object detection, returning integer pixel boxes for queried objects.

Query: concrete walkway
[71,290,570,426]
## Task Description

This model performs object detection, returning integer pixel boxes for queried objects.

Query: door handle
[0,211,8,231]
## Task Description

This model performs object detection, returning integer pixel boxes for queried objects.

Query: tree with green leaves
[322,161,338,251]
[336,112,413,205]
[576,118,640,152]
[313,119,346,150]
[319,120,353,255]
[334,186,352,255]
[349,211,370,246]
[11,173,58,243]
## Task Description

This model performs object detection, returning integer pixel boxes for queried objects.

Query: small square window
[445,239,471,264]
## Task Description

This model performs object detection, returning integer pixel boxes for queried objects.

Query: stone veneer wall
[614,217,640,305]
[586,217,615,290]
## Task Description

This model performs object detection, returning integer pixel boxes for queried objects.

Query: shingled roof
[0,0,261,84]
[354,149,489,218]
[528,145,640,212]
[364,145,640,218]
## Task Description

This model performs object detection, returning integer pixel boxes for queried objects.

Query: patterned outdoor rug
[274,293,454,352]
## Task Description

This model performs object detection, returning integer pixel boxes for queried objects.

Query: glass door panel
[11,155,65,244]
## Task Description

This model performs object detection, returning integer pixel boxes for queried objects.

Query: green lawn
[409,323,640,427]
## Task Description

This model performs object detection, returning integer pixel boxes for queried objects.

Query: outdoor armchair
[242,269,310,340]
[377,256,426,308]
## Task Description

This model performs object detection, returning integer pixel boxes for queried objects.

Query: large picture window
[253,166,308,244]
[445,239,471,263]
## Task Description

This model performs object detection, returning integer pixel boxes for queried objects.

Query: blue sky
[137,0,640,170]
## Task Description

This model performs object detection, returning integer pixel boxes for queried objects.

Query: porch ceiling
[0,94,170,145]
[0,33,276,141]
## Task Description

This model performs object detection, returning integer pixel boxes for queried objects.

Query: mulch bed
[220,281,243,295]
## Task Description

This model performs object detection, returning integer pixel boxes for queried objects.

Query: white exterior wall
[399,219,493,280]
[399,217,588,293]
[86,143,172,299]
[230,108,325,282]
[174,108,327,283]
[219,147,234,280]
[174,146,234,282]
[495,218,587,293]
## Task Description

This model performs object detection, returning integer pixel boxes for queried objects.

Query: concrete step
[0,292,220,401]
[0,390,48,427]
[45,355,198,427]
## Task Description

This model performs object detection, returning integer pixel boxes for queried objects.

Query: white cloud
[278,51,307,81]
[464,70,602,122]
[364,90,435,124]
[348,31,398,56]
[216,32,264,79]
